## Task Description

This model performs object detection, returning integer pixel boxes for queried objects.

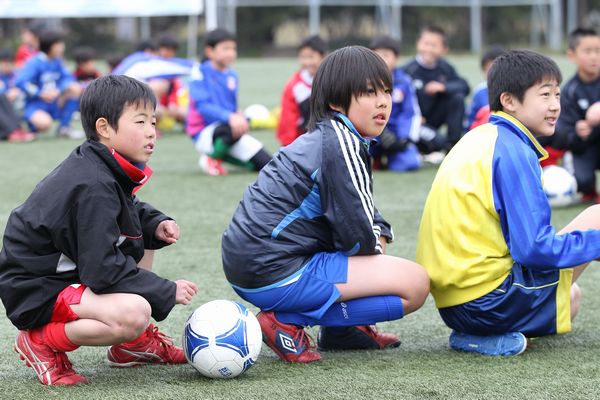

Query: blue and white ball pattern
[183,300,262,378]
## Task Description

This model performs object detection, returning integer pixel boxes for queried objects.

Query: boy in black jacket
[0,75,198,386]
[402,25,469,149]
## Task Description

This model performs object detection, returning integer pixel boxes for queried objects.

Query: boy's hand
[155,220,180,245]
[575,120,592,139]
[40,88,60,102]
[229,112,250,138]
[424,81,446,95]
[378,236,387,254]
[586,102,600,127]
[175,279,198,305]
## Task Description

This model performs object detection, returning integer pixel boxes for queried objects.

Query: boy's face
[206,40,237,71]
[48,41,65,59]
[335,82,392,138]
[373,48,398,72]
[568,35,600,81]
[98,102,157,164]
[416,31,447,66]
[79,60,96,74]
[502,79,561,137]
[158,47,177,58]
[0,60,13,75]
[298,47,324,77]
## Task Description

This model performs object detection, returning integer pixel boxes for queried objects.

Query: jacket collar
[334,112,370,147]
[489,111,548,162]
[85,141,153,195]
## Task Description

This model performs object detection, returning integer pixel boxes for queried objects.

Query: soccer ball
[183,300,262,379]
[542,165,577,208]
[243,103,271,121]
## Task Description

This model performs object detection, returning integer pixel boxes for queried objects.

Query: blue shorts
[439,263,573,337]
[232,251,348,321]
[24,99,60,122]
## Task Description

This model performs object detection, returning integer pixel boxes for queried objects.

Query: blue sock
[59,98,79,128]
[275,295,404,327]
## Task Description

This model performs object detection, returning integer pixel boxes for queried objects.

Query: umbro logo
[278,333,297,353]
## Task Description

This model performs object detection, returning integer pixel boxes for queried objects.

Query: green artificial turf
[2,55,599,400]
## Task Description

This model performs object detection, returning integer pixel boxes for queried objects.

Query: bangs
[349,51,393,97]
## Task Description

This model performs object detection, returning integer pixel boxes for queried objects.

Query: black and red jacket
[0,140,176,330]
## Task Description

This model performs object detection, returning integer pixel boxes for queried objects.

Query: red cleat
[107,324,186,367]
[581,192,600,204]
[14,330,88,386]
[256,311,321,363]
[317,325,401,350]
[198,154,228,176]
[7,129,35,143]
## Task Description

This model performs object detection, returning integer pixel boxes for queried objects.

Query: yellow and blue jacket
[417,111,600,308]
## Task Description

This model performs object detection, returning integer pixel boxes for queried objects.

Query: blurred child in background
[187,28,271,176]
[15,29,83,139]
[14,21,42,69]
[155,33,188,129]
[402,25,469,150]
[466,45,506,130]
[276,35,327,146]
[73,46,101,89]
[556,28,600,202]
[370,35,422,172]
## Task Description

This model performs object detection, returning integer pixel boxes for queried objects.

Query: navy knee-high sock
[275,295,404,327]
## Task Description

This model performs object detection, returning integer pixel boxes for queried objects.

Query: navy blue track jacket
[222,115,394,289]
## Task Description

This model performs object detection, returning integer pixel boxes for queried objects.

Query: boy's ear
[95,117,111,140]
[566,48,576,62]
[499,92,516,113]
[328,103,343,113]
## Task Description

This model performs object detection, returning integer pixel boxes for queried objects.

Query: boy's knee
[111,296,151,341]
[402,263,430,314]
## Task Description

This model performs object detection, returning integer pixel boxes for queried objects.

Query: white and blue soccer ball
[183,300,262,379]
[542,165,578,208]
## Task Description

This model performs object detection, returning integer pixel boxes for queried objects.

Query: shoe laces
[54,352,76,376]
[146,324,175,348]
[293,327,316,351]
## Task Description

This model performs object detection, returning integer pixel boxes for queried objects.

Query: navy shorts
[439,263,573,337]
[232,251,348,321]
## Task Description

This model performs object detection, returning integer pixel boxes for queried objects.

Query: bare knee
[110,296,151,342]
[31,112,53,132]
[571,283,581,322]
[401,262,430,315]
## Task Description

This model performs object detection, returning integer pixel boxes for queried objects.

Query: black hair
[107,53,124,71]
[0,48,14,62]
[25,20,45,37]
[298,35,328,55]
[419,25,447,47]
[80,75,157,141]
[73,46,96,65]
[487,49,562,112]
[369,35,401,56]
[38,30,65,55]
[480,45,506,69]
[136,40,157,53]
[307,46,392,131]
[157,33,179,50]
[204,28,236,48]
[568,27,599,50]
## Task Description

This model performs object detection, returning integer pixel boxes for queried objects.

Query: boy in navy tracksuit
[402,26,469,149]
[222,46,429,363]
[186,28,271,176]
[556,28,600,202]
[15,30,82,138]
[0,75,198,386]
